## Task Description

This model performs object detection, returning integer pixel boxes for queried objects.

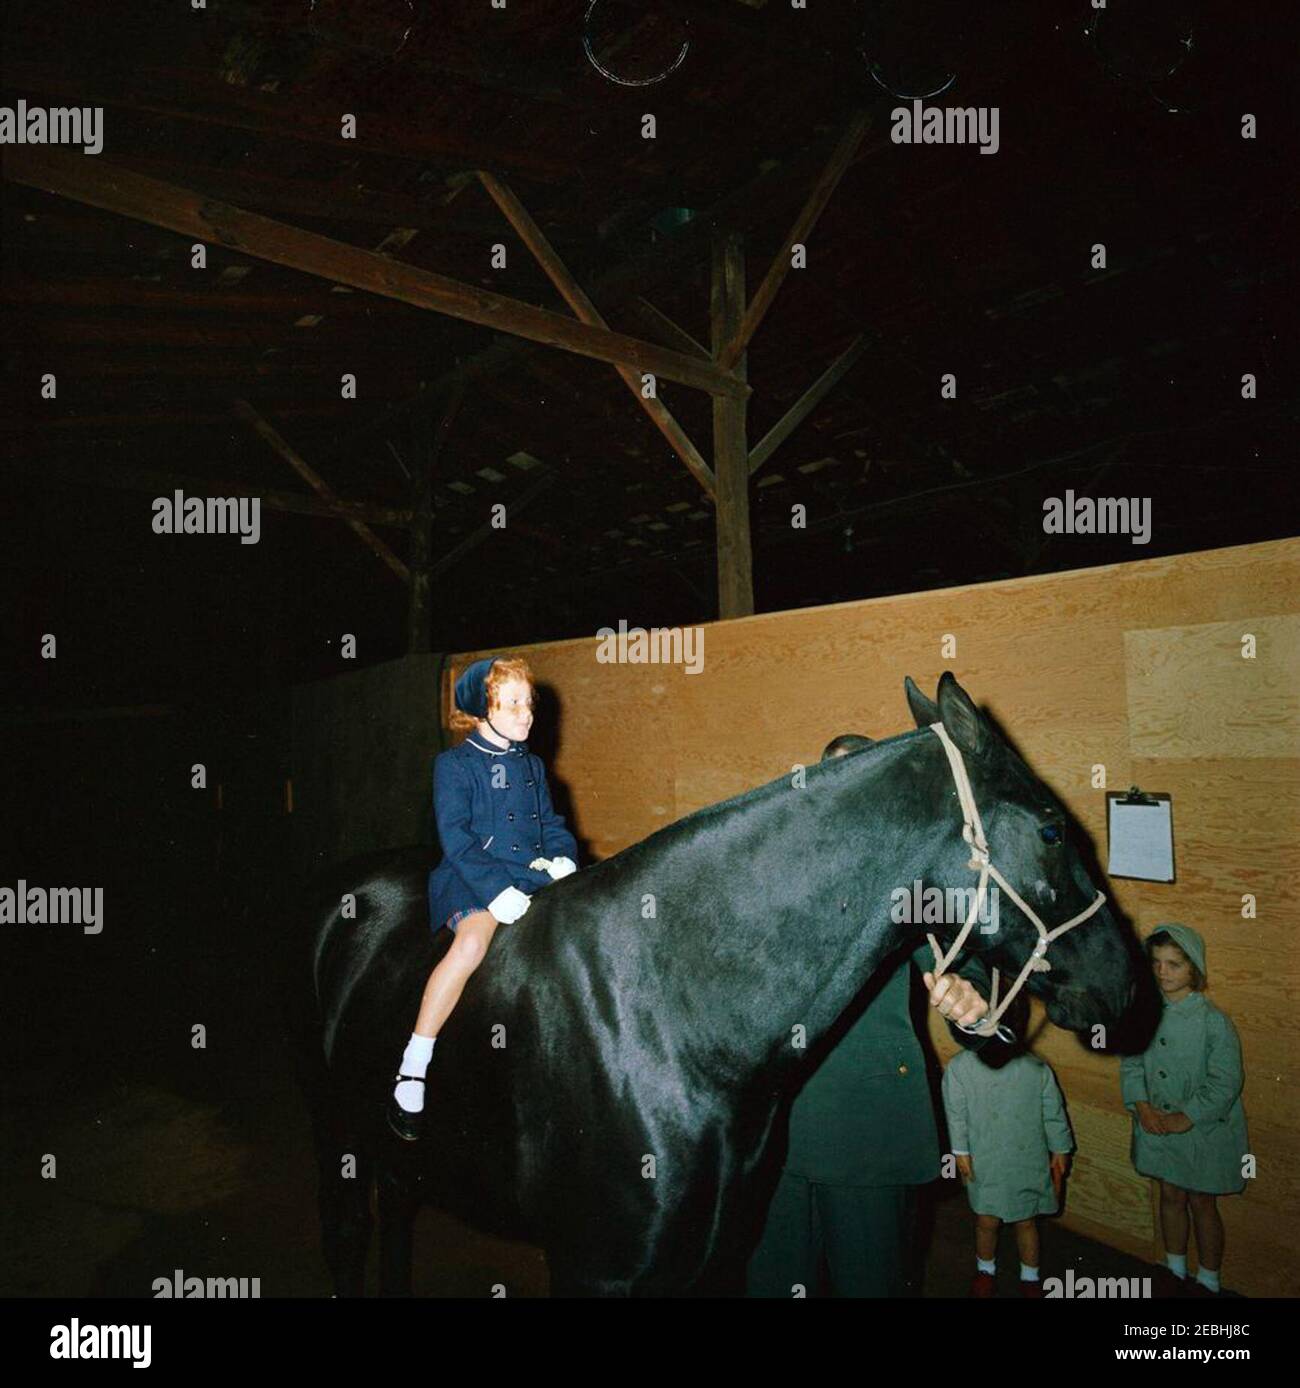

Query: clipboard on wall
[1106,787,1176,883]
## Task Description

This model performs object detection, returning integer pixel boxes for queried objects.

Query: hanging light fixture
[859,0,966,101]
[582,1,691,87]
[306,0,414,60]
[1084,0,1198,114]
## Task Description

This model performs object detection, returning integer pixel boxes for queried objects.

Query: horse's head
[903,672,1142,1040]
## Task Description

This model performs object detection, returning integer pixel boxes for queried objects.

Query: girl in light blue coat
[1120,924,1249,1297]
[942,992,1074,1298]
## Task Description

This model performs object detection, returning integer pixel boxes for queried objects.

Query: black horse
[299,674,1146,1296]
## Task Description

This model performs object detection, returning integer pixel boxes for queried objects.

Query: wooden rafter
[2,148,749,400]
[716,109,870,371]
[749,334,869,475]
[431,473,556,578]
[476,170,717,497]
[233,399,411,584]
[630,297,711,362]
[9,456,412,526]
[408,377,467,653]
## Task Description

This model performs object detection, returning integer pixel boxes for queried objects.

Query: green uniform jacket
[942,1050,1073,1221]
[1119,990,1249,1195]
[783,944,991,1187]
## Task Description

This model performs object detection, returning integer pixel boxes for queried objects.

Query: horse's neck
[668,731,950,1087]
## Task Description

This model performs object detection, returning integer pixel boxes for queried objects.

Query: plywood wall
[442,537,1299,1296]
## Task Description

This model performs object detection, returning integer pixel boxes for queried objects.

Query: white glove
[487,886,531,924]
[528,858,553,872]
[547,856,577,880]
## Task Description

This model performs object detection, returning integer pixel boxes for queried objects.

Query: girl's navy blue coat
[427,733,579,927]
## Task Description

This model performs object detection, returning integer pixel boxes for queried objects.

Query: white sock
[1196,1266,1221,1293]
[1020,1263,1040,1282]
[1165,1252,1187,1278]
[394,1033,435,1112]
[977,1257,996,1275]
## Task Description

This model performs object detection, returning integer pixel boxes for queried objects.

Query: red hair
[447,655,535,736]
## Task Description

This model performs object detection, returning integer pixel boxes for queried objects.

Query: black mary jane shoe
[386,1075,426,1142]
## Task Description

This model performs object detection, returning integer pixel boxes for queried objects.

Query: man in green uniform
[746,735,993,1298]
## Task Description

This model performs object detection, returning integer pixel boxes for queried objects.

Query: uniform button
[534,842,541,851]
[526,779,534,787]
[1158,1070,1167,1079]
[1159,1038,1167,1046]
[507,812,514,822]
[511,844,520,852]
[531,811,538,819]
[898,1064,908,1076]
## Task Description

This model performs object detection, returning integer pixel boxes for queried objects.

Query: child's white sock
[1165,1252,1187,1279]
[976,1257,996,1275]
[1019,1263,1040,1282]
[1196,1266,1221,1293]
[394,1034,436,1112]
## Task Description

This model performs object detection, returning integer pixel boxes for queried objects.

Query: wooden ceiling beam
[3,148,749,400]
[476,169,716,497]
[717,109,870,371]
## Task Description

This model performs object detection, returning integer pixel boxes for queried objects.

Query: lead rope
[924,721,1107,1039]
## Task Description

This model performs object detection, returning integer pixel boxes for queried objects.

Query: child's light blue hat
[1149,922,1206,977]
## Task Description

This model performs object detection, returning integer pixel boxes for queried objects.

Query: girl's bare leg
[414,910,498,1037]
[1187,1191,1224,1272]
[1013,1217,1039,1271]
[974,1213,1000,1262]
[1159,1180,1190,1257]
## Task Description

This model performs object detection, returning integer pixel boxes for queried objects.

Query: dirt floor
[0,860,1225,1299]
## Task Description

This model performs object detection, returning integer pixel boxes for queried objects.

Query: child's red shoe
[1019,1279,1044,1298]
[969,1271,997,1297]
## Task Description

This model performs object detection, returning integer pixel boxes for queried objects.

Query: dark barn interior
[1,0,1297,1311]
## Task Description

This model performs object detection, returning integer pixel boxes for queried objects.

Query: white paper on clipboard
[1107,797,1174,882]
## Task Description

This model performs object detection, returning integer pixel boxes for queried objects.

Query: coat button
[897,1064,908,1076]
[507,812,514,822]
[511,844,520,852]
[1159,1038,1167,1046]
[534,842,542,851]
[526,779,534,787]
[1158,1070,1167,1079]
[531,811,538,819]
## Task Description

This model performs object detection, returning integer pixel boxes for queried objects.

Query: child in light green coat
[942,993,1074,1298]
[1120,924,1249,1297]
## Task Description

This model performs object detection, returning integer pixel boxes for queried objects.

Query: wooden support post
[407,377,466,653]
[711,231,753,619]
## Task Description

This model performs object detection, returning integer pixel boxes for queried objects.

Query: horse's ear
[936,672,988,757]
[904,675,940,728]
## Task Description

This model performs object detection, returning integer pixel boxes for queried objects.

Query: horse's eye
[1040,824,1062,846]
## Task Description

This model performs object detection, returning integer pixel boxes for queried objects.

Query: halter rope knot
[924,721,1107,1040]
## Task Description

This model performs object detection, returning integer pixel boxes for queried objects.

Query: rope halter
[924,721,1107,1040]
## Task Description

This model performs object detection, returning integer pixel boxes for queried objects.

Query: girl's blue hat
[454,657,498,718]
